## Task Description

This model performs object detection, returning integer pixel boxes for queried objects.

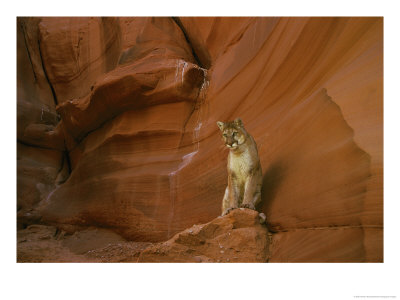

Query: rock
[17,17,66,229]
[138,208,269,262]
[269,226,383,262]
[37,17,122,105]
[17,17,383,262]
[17,224,152,262]
[259,213,266,224]
[17,225,86,262]
[60,227,126,254]
[17,143,62,216]
[17,18,58,142]
[56,57,205,143]
[35,17,208,242]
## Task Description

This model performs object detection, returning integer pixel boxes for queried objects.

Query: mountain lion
[217,118,262,216]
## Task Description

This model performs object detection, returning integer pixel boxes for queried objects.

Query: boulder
[138,208,270,263]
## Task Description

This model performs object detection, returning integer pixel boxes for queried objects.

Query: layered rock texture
[138,208,270,262]
[17,209,269,262]
[17,17,383,262]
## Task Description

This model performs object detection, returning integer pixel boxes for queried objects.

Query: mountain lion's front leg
[240,173,261,210]
[222,178,240,216]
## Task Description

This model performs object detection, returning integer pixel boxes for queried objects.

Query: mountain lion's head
[217,118,247,149]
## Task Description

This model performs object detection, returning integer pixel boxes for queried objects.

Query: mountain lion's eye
[233,132,238,136]
[223,133,228,137]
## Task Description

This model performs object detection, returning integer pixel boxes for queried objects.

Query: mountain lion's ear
[234,118,243,127]
[217,121,225,131]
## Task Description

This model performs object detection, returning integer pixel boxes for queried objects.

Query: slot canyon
[17,17,383,262]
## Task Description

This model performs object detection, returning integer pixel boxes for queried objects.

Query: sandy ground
[17,224,152,263]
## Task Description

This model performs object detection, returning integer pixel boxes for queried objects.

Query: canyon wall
[17,17,383,262]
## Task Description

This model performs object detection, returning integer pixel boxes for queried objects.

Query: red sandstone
[17,17,383,262]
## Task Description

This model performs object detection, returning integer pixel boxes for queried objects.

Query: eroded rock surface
[138,208,270,263]
[17,17,383,262]
[17,209,269,263]
[17,224,151,262]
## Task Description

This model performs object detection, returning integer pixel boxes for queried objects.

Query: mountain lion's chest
[228,148,254,181]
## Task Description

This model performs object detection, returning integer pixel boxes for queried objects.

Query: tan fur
[217,118,262,216]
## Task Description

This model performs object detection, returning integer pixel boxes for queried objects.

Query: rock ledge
[138,208,270,263]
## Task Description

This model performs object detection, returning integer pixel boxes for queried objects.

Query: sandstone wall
[17,17,383,262]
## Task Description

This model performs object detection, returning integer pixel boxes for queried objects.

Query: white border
[2,1,399,299]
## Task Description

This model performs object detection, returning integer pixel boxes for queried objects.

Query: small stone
[226,258,230,262]
[219,245,223,248]
[220,250,224,254]
[259,213,266,224]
